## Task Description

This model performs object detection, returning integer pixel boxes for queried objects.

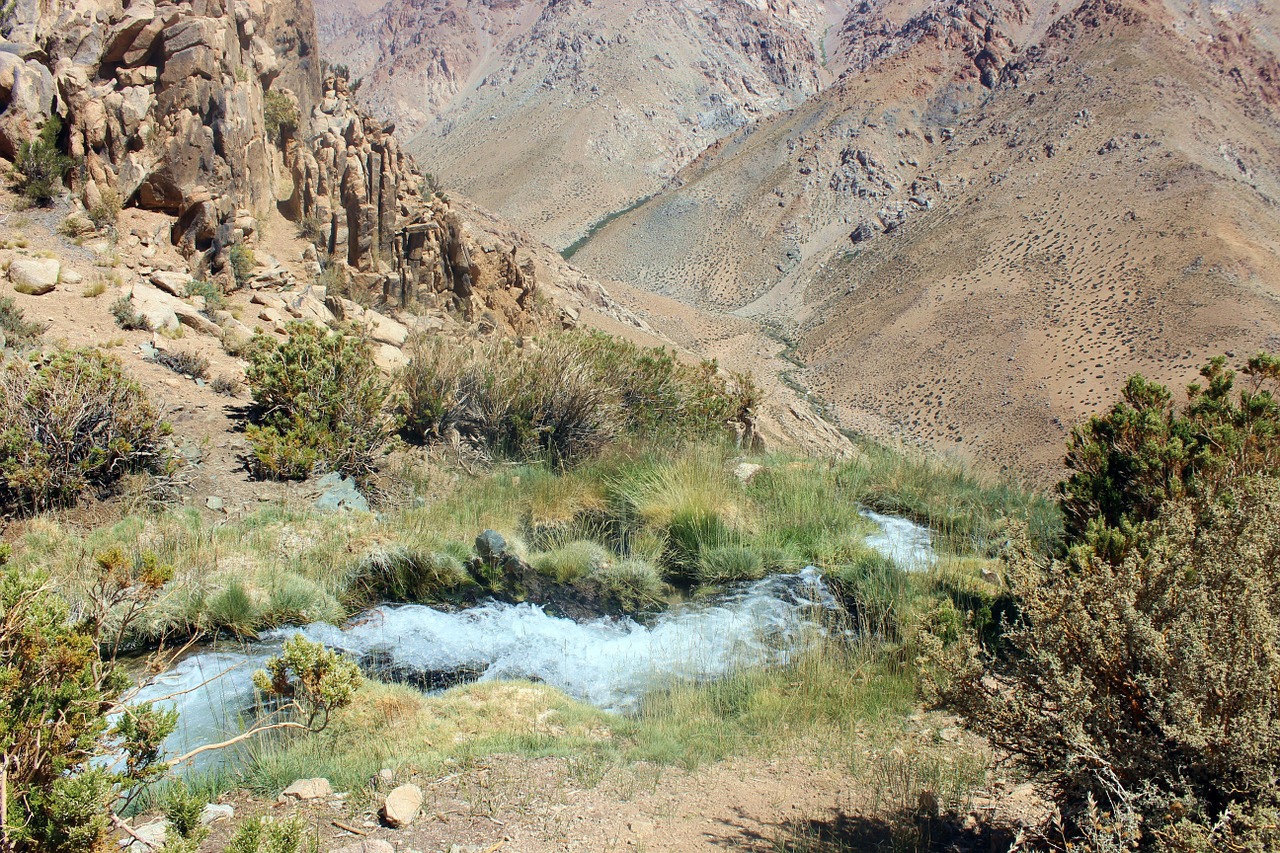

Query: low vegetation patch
[399,330,757,467]
[0,294,45,348]
[244,322,390,481]
[934,354,1280,851]
[151,348,210,379]
[111,295,151,331]
[0,347,172,513]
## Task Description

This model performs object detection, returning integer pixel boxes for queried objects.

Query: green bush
[110,296,151,331]
[262,90,300,144]
[224,815,316,853]
[0,294,45,347]
[0,546,178,852]
[244,323,390,481]
[941,355,1280,851]
[399,330,757,466]
[229,243,256,287]
[161,779,207,842]
[184,279,224,312]
[253,635,362,731]
[12,117,70,205]
[0,348,172,512]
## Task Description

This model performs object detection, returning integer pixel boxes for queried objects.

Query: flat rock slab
[281,777,332,800]
[9,257,60,294]
[380,783,423,828]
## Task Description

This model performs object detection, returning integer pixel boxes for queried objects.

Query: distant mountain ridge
[316,0,853,248]
[316,0,1280,479]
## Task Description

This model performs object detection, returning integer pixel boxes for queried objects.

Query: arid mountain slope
[571,0,1280,479]
[316,0,853,248]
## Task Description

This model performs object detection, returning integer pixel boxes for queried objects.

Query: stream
[136,513,934,767]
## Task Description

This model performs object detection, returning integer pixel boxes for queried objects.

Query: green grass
[11,438,1049,642]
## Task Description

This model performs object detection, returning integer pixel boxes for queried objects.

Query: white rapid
[133,514,933,767]
[861,509,935,571]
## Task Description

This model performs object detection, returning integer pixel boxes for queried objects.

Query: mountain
[567,0,1280,478]
[316,0,852,249]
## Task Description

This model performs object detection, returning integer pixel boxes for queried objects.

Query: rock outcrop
[0,0,651,340]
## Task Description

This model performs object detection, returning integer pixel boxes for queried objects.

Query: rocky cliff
[0,0,656,337]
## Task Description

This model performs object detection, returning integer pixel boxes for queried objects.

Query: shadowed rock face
[2,0,320,254]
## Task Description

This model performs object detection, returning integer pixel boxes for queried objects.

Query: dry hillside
[317,0,853,249]
[569,0,1280,479]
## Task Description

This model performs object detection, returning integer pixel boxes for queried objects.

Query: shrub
[0,348,172,512]
[151,349,210,379]
[0,545,178,852]
[941,355,1280,851]
[0,294,45,347]
[161,780,207,842]
[399,330,757,466]
[253,635,362,730]
[262,90,300,144]
[12,116,70,205]
[229,243,256,287]
[224,816,315,853]
[111,296,151,331]
[400,334,617,467]
[88,187,123,231]
[1059,354,1280,548]
[211,374,242,397]
[184,278,224,312]
[245,322,390,480]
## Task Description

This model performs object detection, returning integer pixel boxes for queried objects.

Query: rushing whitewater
[136,513,932,765]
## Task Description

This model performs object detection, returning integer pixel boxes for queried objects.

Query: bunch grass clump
[399,330,757,467]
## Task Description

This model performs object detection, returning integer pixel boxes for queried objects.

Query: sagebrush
[0,348,172,512]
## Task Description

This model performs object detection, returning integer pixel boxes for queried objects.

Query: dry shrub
[936,355,1280,852]
[399,330,757,466]
[0,348,172,513]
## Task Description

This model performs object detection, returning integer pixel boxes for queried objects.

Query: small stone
[380,782,424,828]
[60,269,83,285]
[205,496,224,511]
[281,777,332,800]
[120,819,167,850]
[629,820,655,837]
[475,529,506,561]
[199,803,234,824]
[733,462,763,483]
[377,768,395,786]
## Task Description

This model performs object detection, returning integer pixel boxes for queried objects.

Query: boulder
[121,819,167,851]
[379,783,423,828]
[149,270,192,296]
[281,777,332,800]
[199,803,234,824]
[9,257,60,294]
[313,472,370,513]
